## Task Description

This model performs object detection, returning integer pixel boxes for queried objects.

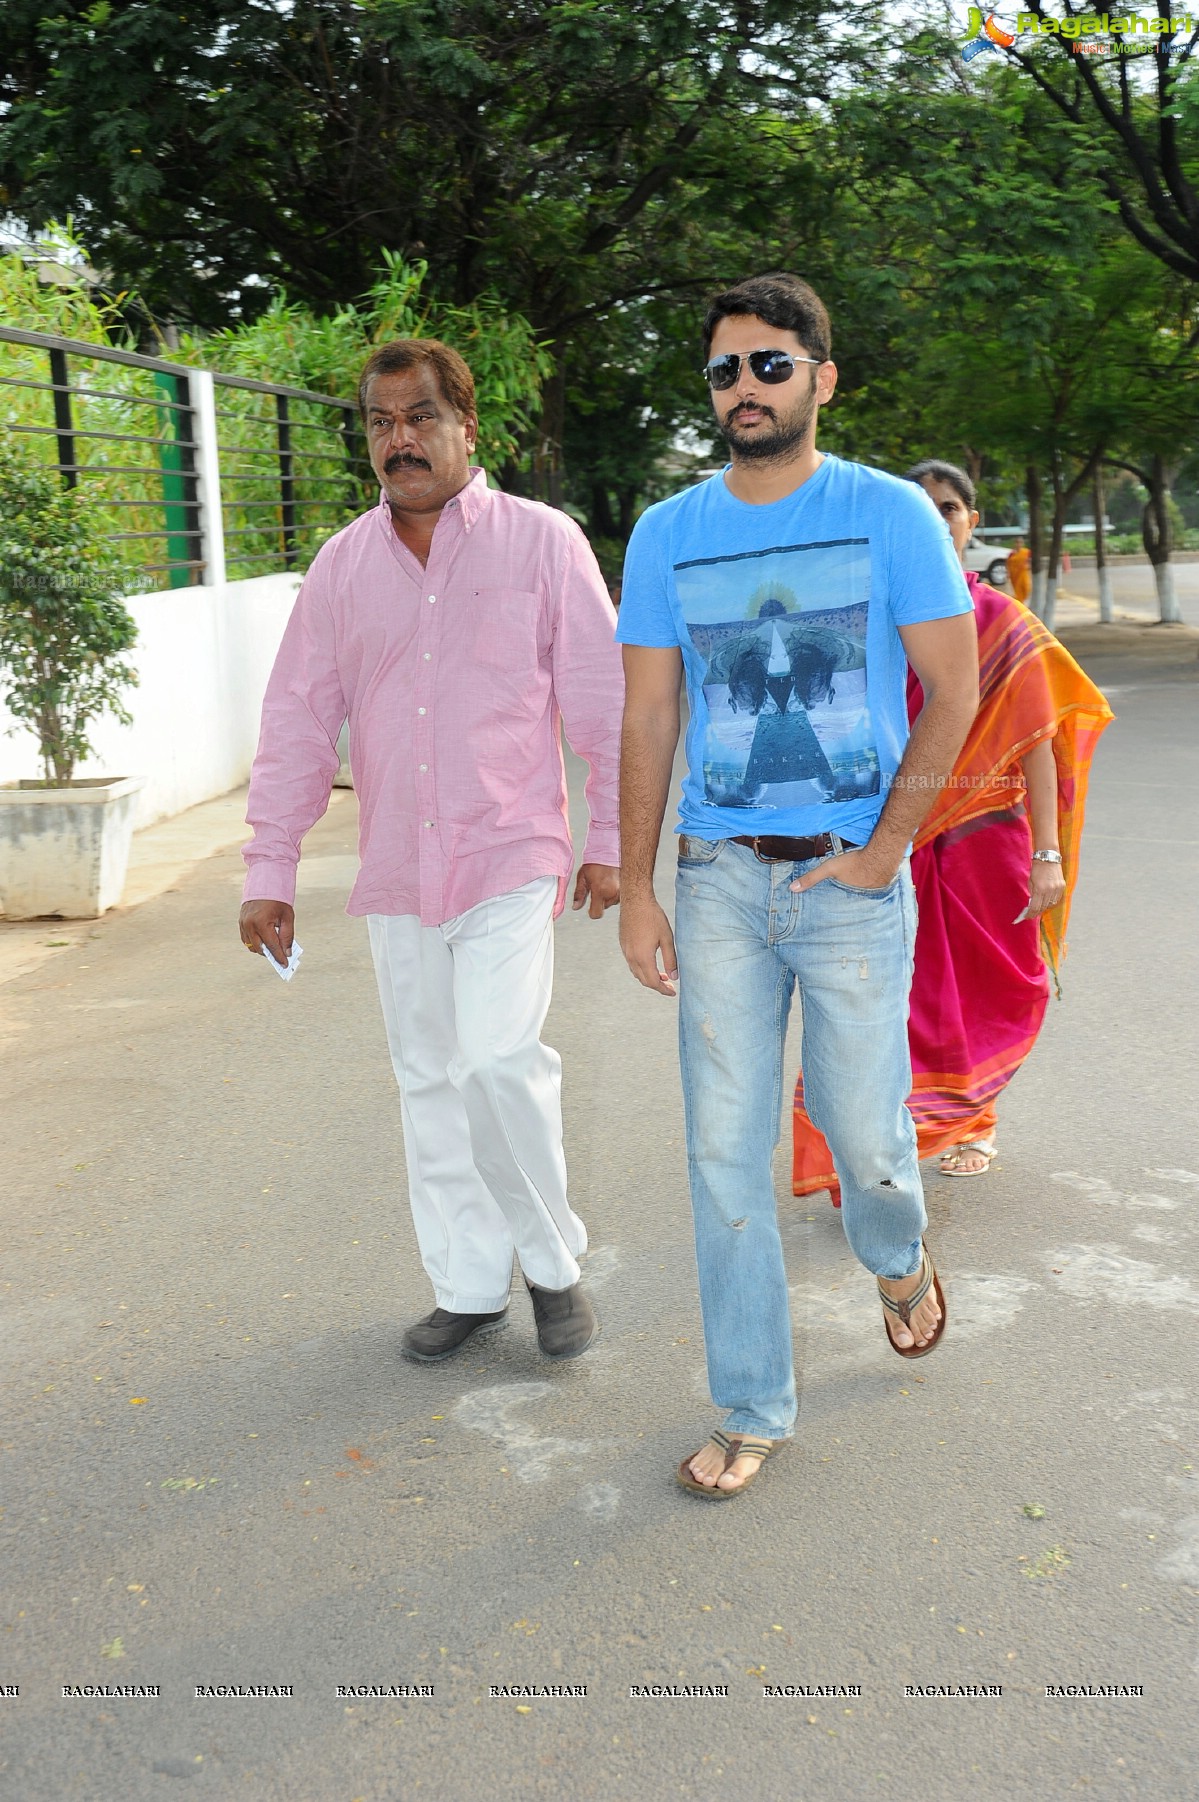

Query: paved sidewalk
[1054,589,1199,660]
[1050,558,1199,631]
[0,787,349,990]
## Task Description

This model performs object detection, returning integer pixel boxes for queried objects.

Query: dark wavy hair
[357,339,476,420]
[701,273,831,363]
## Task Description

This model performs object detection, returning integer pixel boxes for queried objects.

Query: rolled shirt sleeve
[242,553,347,906]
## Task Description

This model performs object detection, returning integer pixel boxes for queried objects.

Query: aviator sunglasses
[702,348,822,390]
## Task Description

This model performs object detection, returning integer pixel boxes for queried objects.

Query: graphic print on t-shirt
[674,538,880,812]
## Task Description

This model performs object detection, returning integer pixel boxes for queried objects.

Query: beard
[717,374,819,464]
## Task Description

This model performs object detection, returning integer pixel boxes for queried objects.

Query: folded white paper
[262,940,303,981]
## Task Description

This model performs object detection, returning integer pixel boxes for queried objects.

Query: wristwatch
[1031,849,1063,864]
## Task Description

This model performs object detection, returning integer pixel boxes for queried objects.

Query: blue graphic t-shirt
[616,455,973,844]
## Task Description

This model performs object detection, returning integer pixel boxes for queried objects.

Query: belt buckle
[750,832,837,863]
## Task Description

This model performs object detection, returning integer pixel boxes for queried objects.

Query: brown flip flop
[878,1242,947,1360]
[676,1428,780,1499]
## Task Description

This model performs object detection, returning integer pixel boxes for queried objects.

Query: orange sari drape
[909,579,1113,986]
[1007,547,1032,607]
[792,578,1114,1197]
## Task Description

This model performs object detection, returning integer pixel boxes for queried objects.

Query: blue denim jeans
[674,836,925,1440]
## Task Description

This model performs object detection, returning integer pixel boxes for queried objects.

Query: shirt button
[423,820,433,829]
[427,594,437,604]
[419,763,428,772]
[423,651,431,661]
[417,706,426,716]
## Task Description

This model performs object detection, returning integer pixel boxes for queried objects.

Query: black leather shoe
[400,1306,509,1363]
[525,1281,599,1359]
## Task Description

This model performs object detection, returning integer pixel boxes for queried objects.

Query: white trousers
[367,877,587,1313]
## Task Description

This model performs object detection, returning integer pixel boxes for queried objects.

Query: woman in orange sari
[1007,537,1032,607]
[794,460,1113,1197]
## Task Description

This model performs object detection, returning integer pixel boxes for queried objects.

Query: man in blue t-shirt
[617,272,979,1498]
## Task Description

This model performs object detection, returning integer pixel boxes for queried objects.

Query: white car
[961,537,1011,587]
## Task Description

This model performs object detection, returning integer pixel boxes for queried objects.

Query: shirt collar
[451,465,492,529]
[374,464,492,534]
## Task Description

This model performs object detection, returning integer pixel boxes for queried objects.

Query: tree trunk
[1153,561,1179,622]
[496,456,531,497]
[1142,454,1181,623]
[36,703,70,785]
[1042,455,1067,634]
[1094,467,1113,624]
[589,482,617,540]
[532,344,567,508]
[1027,465,1046,619]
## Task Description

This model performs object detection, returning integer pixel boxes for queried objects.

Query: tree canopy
[1008,8,1199,287]
[0,1,834,323]
[3,0,1199,611]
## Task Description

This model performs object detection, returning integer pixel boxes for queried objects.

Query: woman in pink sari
[794,460,1113,1197]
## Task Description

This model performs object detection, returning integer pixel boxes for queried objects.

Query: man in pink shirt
[238,339,623,1363]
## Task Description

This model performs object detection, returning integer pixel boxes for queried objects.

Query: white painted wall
[0,571,302,828]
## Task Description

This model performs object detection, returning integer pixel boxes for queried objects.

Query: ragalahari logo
[962,7,1198,56]
[961,8,1018,57]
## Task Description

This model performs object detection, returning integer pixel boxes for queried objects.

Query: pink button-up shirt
[242,469,623,925]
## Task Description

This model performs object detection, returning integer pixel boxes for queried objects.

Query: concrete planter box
[0,776,145,919]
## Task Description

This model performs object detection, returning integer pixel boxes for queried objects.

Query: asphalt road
[1,635,1197,1802]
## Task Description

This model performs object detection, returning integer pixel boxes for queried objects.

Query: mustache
[384,453,433,474]
[726,403,777,424]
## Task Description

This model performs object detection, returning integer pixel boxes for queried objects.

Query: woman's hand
[1025,856,1066,917]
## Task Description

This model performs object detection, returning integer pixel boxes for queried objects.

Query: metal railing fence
[0,325,373,589]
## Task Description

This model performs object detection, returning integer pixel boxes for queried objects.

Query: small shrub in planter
[0,431,143,916]
[0,429,138,785]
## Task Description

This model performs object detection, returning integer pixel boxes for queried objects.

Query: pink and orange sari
[793,576,1114,1200]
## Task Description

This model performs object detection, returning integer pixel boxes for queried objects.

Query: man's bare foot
[877,1260,942,1351]
[686,1437,766,1492]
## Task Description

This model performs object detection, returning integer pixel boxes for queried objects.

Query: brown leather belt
[731,833,858,863]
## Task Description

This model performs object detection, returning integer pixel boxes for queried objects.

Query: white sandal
[939,1139,996,1177]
